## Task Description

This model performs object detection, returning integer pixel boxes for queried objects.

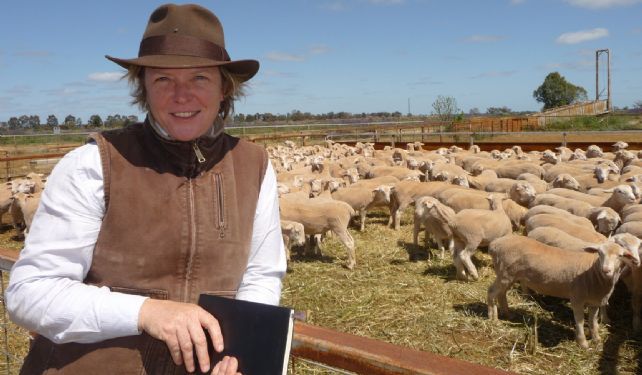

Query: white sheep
[413,196,455,259]
[280,220,305,261]
[449,195,513,281]
[487,234,640,348]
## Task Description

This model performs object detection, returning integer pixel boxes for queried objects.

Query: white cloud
[556,28,609,44]
[564,0,641,9]
[266,52,306,62]
[309,45,331,55]
[464,35,506,43]
[88,72,124,82]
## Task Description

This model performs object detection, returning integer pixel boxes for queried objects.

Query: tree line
[3,72,641,130]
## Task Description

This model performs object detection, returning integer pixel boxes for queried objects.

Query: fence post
[562,132,567,148]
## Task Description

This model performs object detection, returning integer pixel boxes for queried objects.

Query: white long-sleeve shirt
[5,142,287,344]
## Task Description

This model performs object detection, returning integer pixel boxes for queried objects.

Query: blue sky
[1,0,641,123]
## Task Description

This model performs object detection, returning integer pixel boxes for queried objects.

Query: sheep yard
[3,129,642,374]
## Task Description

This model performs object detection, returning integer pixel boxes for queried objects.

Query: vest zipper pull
[192,142,206,163]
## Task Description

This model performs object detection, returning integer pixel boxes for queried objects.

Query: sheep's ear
[583,244,601,253]
[603,188,615,193]
[597,209,607,220]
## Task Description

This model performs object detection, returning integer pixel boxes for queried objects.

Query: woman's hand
[212,356,241,375]
[138,299,224,373]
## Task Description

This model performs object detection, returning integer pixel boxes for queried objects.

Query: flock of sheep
[272,138,642,349]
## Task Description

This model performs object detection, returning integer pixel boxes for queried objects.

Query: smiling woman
[5,3,287,375]
[144,67,225,142]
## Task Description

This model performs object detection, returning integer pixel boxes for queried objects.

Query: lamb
[493,161,545,179]
[412,196,455,259]
[331,184,394,231]
[10,191,43,236]
[487,234,640,348]
[449,195,513,280]
[279,196,357,269]
[529,194,621,235]
[388,180,457,230]
[525,214,606,243]
[516,173,549,194]
[525,205,595,229]
[527,226,596,252]
[280,220,306,261]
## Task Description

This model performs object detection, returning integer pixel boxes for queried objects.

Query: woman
[6,4,286,374]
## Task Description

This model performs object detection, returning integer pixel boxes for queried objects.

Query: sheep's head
[552,174,580,191]
[509,181,536,207]
[586,145,604,158]
[595,208,621,236]
[585,241,638,279]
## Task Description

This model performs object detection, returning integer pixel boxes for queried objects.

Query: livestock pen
[2,118,642,373]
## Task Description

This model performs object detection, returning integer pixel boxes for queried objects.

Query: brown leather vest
[20,121,268,374]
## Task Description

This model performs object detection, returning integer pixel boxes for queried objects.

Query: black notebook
[195,294,294,375]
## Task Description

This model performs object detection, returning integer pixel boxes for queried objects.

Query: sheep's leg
[487,277,512,320]
[412,216,421,246]
[283,238,291,262]
[435,238,445,260]
[588,306,600,343]
[452,244,467,280]
[459,241,480,281]
[388,200,398,227]
[335,228,356,270]
[599,305,610,325]
[571,301,589,349]
[359,208,367,231]
[446,237,454,259]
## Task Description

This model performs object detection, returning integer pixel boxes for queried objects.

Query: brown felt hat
[106,3,259,81]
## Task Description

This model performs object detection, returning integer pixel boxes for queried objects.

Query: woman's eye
[195,75,209,81]
[155,76,169,82]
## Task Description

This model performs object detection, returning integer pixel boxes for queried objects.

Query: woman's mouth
[172,111,199,118]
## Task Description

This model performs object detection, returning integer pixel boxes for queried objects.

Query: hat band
[139,34,230,61]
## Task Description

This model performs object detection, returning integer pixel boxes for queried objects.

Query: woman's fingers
[212,356,240,375]
[138,299,225,373]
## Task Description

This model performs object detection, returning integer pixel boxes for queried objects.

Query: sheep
[529,194,621,234]
[331,184,394,231]
[619,234,642,332]
[10,191,42,236]
[449,195,513,281]
[494,161,545,179]
[388,180,457,230]
[487,234,640,348]
[508,180,537,207]
[365,165,423,181]
[0,183,15,225]
[527,226,596,252]
[412,196,455,259]
[525,214,606,243]
[516,173,549,194]
[280,220,305,261]
[525,205,595,230]
[545,188,607,207]
[279,196,357,269]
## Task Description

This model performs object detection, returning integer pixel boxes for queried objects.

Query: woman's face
[145,66,224,141]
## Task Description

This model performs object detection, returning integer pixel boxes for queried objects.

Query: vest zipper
[184,178,197,301]
[215,173,226,238]
[193,142,206,163]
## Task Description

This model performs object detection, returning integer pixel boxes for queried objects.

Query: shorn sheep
[450,195,513,281]
[487,234,640,348]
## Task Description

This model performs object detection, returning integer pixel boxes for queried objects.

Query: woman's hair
[125,66,248,120]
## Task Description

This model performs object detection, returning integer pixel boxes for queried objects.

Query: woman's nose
[173,81,192,103]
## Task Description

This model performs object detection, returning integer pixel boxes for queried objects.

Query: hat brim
[106,55,259,81]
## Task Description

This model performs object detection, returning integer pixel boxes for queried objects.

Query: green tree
[46,115,59,127]
[89,114,103,127]
[486,106,512,116]
[431,95,460,121]
[64,115,77,127]
[533,72,588,110]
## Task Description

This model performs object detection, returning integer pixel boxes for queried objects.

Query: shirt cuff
[99,291,148,338]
